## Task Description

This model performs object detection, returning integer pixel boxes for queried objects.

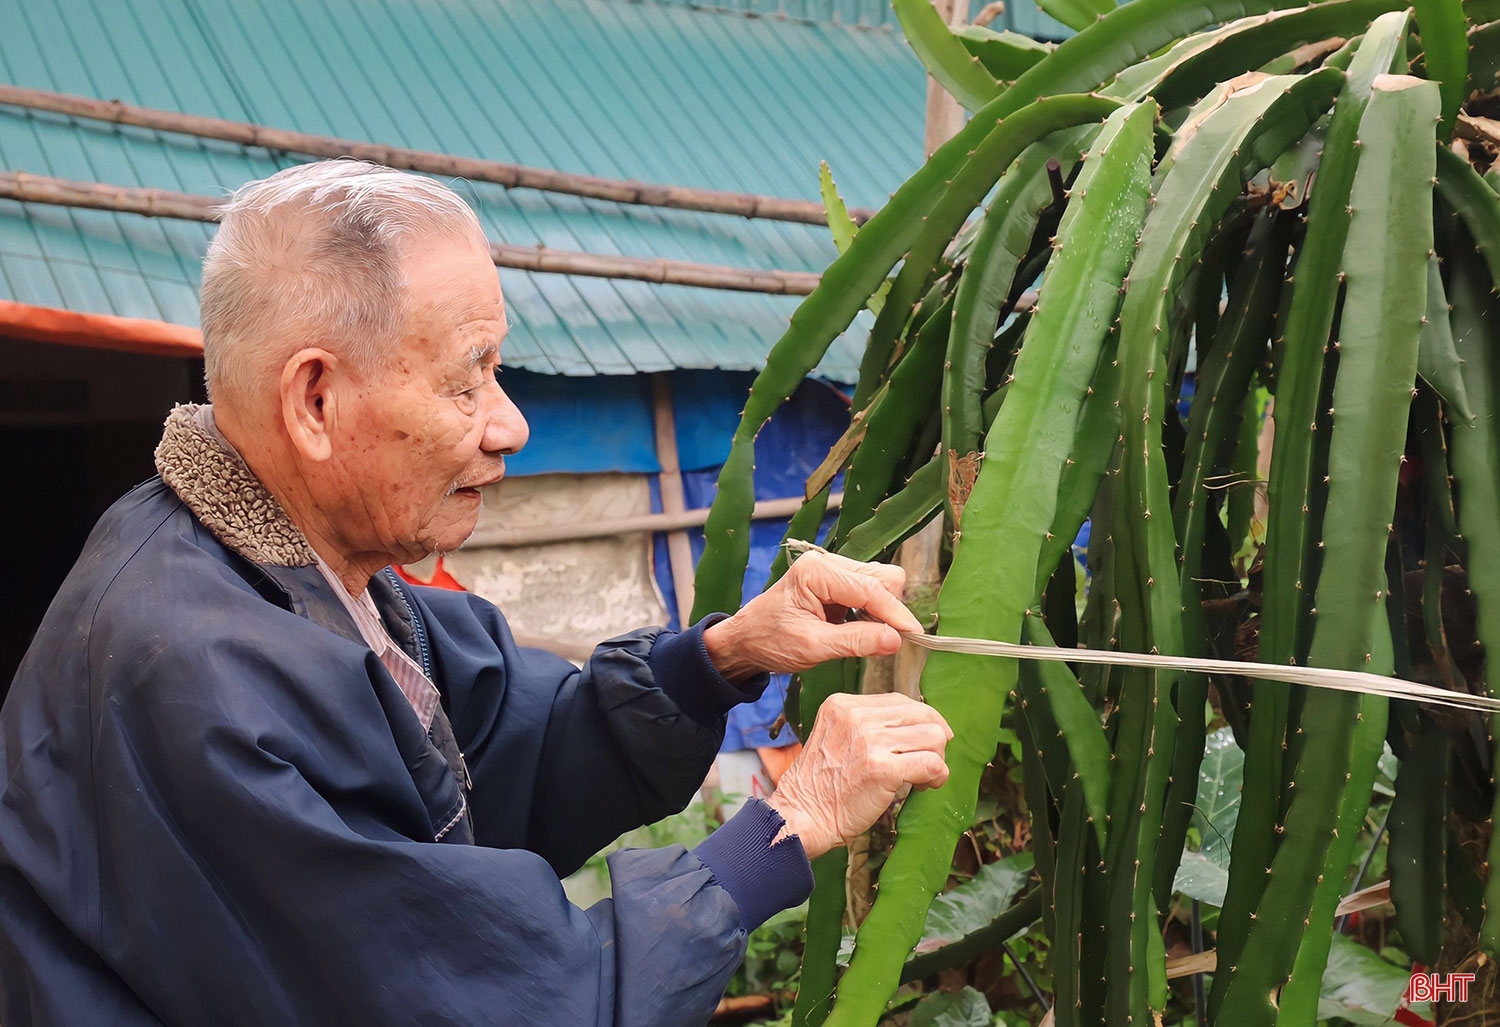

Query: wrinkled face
[331,233,529,563]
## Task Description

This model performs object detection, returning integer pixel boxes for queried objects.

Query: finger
[796,551,909,604]
[862,694,954,737]
[820,620,903,660]
[821,603,851,624]
[874,722,952,756]
[809,567,923,634]
[847,560,906,599]
[903,750,950,789]
[837,691,915,708]
[875,750,950,791]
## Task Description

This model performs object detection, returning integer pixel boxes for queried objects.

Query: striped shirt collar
[314,555,443,732]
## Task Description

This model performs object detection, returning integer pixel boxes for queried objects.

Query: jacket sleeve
[412,587,773,874]
[92,605,806,1027]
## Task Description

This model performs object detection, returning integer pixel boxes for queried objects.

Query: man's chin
[427,514,482,556]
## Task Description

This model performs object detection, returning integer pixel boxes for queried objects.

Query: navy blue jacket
[0,414,812,1027]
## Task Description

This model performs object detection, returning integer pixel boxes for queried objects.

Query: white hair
[200,159,486,407]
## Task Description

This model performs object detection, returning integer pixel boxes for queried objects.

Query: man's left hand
[702,551,922,683]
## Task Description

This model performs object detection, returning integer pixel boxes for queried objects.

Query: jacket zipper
[385,568,432,679]
[385,569,471,792]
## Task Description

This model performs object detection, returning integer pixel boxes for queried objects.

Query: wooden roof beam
[0,171,823,295]
[0,84,875,227]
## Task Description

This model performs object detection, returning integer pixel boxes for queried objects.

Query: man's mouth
[450,466,505,498]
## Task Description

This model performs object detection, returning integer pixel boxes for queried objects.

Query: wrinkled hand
[767,692,951,859]
[702,551,923,682]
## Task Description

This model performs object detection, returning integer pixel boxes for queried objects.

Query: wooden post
[849,0,970,925]
[891,518,944,694]
[652,374,698,628]
[924,0,971,158]
[899,0,967,697]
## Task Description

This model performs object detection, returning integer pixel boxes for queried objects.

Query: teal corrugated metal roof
[0,0,937,380]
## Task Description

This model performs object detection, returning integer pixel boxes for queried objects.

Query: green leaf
[1109,69,1342,1025]
[1316,935,1432,1027]
[920,854,1036,946]
[1413,0,1469,136]
[1232,73,1439,1027]
[945,125,1100,469]
[1148,0,1410,112]
[1171,727,1247,911]
[818,161,857,255]
[818,161,888,316]
[910,987,994,1027]
[1417,251,1475,420]
[827,100,1157,1027]
[1213,22,1411,1017]
[1389,728,1449,965]
[957,26,1052,82]
[894,0,1004,112]
[1469,18,1500,96]
[1173,850,1230,907]
[1432,163,1500,950]
[1192,727,1245,867]
[1036,0,1114,33]
[792,849,848,1027]
[692,91,1117,621]
[1025,619,1114,850]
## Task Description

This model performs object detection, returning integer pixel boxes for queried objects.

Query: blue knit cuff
[648,614,772,727]
[693,798,814,931]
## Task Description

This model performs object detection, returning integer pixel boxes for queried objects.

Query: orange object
[755,742,802,787]
[0,300,203,358]
[394,556,467,592]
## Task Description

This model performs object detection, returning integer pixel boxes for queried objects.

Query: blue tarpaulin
[500,370,661,476]
[657,374,849,751]
[500,368,851,751]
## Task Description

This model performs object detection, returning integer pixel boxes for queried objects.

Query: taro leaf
[910,986,994,1027]
[1374,744,1399,798]
[1172,728,1242,905]
[918,853,1036,948]
[1191,726,1244,866]
[1316,934,1432,1026]
[1174,849,1230,907]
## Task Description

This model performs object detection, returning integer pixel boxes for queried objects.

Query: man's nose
[482,383,529,456]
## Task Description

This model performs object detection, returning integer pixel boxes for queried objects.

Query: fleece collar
[154,403,318,568]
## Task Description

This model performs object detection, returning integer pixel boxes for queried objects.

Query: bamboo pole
[0,171,822,295]
[0,84,874,226]
[463,492,844,549]
[651,373,698,626]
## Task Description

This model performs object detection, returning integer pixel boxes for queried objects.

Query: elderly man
[0,161,951,1027]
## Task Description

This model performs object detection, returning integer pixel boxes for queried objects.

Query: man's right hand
[765,692,952,859]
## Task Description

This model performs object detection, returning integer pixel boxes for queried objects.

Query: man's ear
[279,348,341,463]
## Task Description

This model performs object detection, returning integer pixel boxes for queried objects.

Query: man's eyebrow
[467,343,500,371]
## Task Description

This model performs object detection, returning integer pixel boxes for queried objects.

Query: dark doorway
[0,340,202,695]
